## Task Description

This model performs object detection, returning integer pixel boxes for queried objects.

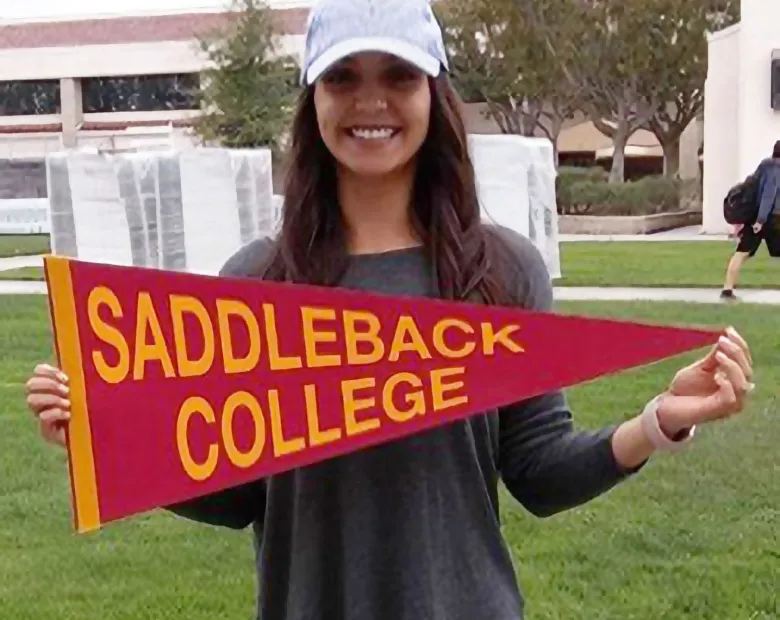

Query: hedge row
[556,167,701,216]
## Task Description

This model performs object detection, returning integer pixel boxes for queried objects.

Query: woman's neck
[337,166,420,255]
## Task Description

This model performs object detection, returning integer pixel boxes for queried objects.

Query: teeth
[350,128,396,140]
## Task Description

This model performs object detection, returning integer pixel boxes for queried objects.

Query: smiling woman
[22,1,756,620]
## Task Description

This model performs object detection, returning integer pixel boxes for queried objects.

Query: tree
[194,0,300,153]
[639,0,739,177]
[438,0,579,166]
[514,0,665,182]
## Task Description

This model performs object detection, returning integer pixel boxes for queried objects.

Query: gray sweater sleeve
[165,239,274,529]
[493,226,645,518]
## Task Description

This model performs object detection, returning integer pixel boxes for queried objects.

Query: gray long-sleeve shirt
[167,226,644,620]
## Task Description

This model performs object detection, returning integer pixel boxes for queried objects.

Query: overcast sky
[1,0,233,20]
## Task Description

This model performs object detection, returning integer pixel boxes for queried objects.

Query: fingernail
[58,372,69,384]
[60,384,69,395]
[718,335,731,346]
[747,382,756,392]
[61,399,70,409]
[716,351,727,362]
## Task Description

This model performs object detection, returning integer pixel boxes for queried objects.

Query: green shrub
[557,166,609,182]
[557,166,608,214]
[556,172,699,216]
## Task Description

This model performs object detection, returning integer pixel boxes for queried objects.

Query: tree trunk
[486,102,536,136]
[486,102,511,133]
[522,113,538,136]
[661,138,681,178]
[537,114,564,169]
[549,117,563,169]
[609,130,629,183]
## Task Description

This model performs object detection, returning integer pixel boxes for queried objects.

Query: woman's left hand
[655,326,754,437]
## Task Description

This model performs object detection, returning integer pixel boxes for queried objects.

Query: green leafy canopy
[194,0,301,153]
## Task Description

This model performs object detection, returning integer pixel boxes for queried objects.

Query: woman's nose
[355,80,387,114]
[354,95,388,113]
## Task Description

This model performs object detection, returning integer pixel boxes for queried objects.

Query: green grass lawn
[0,234,50,258]
[0,267,44,281]
[1,238,777,291]
[558,241,778,289]
[0,295,777,619]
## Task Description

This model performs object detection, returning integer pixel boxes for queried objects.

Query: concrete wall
[0,41,208,81]
[0,160,47,199]
[703,0,780,233]
[0,36,305,82]
[0,129,63,160]
[703,24,741,234]
[737,0,780,178]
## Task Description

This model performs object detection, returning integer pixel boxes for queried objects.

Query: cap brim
[304,36,442,85]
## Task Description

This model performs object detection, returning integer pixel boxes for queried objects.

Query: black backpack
[723,173,760,225]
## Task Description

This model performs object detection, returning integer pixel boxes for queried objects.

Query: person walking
[721,140,780,300]
[25,1,755,619]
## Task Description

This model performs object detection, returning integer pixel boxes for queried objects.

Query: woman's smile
[345,125,402,141]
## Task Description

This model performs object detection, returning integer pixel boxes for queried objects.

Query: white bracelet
[640,394,695,452]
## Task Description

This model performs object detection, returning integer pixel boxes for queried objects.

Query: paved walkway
[559,225,732,243]
[555,286,780,305]
[0,281,47,295]
[0,254,43,270]
[1,278,777,304]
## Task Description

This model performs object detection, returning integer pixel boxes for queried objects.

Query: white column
[60,78,83,149]
[737,0,780,178]
[702,26,741,234]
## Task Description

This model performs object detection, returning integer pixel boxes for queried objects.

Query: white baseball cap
[300,0,450,86]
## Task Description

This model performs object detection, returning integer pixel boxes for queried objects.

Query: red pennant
[42,256,718,533]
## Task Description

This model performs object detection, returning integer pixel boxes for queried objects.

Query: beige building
[0,2,698,196]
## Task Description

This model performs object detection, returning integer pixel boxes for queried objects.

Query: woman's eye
[385,66,422,86]
[322,69,358,86]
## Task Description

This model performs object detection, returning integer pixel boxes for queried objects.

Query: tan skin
[722,222,763,292]
[26,53,755,468]
[313,52,430,254]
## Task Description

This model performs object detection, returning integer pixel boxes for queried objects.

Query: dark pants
[736,215,780,257]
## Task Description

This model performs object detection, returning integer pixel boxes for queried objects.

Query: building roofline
[0,1,311,25]
[0,7,309,50]
[0,6,226,25]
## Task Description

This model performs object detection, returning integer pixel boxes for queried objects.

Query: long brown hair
[259,73,514,306]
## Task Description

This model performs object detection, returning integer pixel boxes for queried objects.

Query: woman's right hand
[25,363,71,448]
